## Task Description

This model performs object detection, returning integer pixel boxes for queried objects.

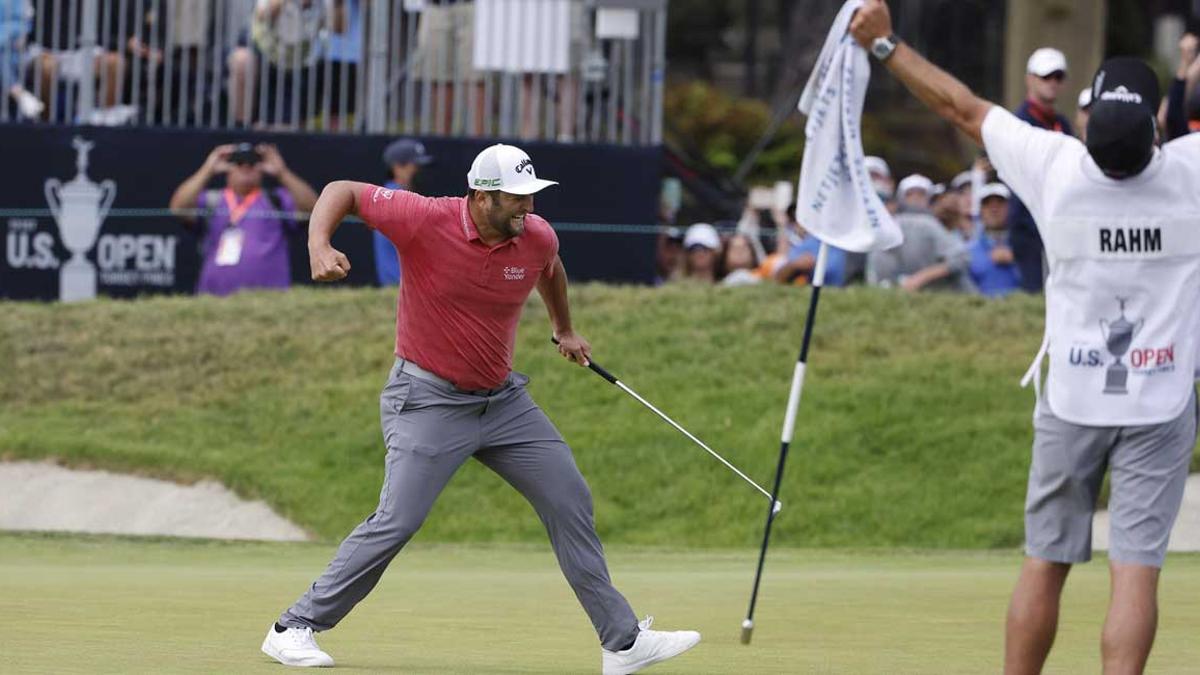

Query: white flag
[795,0,902,254]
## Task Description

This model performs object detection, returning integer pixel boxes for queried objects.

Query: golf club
[552,337,782,513]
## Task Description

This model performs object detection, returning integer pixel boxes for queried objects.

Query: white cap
[1026,47,1068,77]
[979,183,1011,202]
[864,155,891,179]
[897,173,934,197]
[466,143,559,195]
[1078,87,1093,109]
[949,170,973,191]
[683,223,721,251]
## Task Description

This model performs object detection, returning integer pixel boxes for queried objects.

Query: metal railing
[0,0,666,145]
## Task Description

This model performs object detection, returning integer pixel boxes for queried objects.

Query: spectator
[1009,47,1074,293]
[867,192,971,293]
[774,233,849,287]
[718,233,765,287]
[1,0,40,119]
[168,142,318,296]
[30,1,130,124]
[1165,33,1198,141]
[317,0,360,130]
[653,227,684,286]
[967,184,1020,298]
[865,155,896,213]
[1076,88,1093,142]
[414,0,484,135]
[896,173,933,210]
[373,138,433,286]
[681,223,720,283]
[944,170,978,240]
[229,0,330,128]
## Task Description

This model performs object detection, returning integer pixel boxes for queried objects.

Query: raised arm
[168,145,234,225]
[307,180,371,282]
[537,256,591,366]
[849,0,992,145]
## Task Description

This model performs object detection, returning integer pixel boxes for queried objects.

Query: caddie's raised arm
[849,0,992,144]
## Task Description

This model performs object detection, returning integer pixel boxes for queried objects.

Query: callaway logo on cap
[467,144,559,195]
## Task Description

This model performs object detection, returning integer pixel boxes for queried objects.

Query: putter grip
[550,337,619,384]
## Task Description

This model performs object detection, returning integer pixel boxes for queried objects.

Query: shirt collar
[460,198,480,242]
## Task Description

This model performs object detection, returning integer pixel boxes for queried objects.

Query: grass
[1,533,1199,674]
[0,283,1195,548]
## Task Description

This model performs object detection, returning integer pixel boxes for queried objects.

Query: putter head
[740,619,754,645]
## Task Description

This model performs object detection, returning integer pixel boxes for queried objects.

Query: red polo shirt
[358,185,559,390]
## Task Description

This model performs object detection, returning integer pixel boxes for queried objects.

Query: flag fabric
[796,0,902,254]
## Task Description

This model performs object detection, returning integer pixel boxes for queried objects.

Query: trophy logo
[44,137,116,302]
[1099,297,1144,395]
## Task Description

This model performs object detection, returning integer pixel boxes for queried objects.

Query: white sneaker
[261,624,335,668]
[601,616,701,675]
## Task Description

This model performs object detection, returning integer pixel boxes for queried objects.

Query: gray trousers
[280,359,640,651]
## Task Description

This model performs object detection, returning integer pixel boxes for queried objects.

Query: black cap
[229,142,261,166]
[1085,57,1160,179]
[382,138,433,167]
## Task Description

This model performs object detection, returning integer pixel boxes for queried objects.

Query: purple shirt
[195,188,298,296]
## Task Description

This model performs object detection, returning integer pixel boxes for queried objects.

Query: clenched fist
[310,243,352,282]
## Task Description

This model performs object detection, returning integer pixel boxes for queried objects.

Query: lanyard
[223,188,261,227]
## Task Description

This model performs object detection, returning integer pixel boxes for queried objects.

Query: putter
[552,338,781,513]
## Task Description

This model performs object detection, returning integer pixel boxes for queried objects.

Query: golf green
[3,533,1198,673]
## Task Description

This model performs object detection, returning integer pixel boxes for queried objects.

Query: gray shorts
[1025,391,1198,568]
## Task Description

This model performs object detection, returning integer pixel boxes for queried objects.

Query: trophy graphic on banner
[44,137,116,302]
[1099,297,1143,395]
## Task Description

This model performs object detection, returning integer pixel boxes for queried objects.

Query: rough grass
[2,533,1199,674]
[1,284,1194,547]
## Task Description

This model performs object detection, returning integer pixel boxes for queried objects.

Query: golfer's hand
[309,243,351,282]
[555,331,592,367]
[849,0,893,50]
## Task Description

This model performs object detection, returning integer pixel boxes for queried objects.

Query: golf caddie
[260,143,700,673]
[850,2,1200,673]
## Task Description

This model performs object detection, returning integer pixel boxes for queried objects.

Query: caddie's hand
[309,244,351,282]
[555,331,592,367]
[850,0,893,50]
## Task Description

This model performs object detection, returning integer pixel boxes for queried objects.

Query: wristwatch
[870,34,900,62]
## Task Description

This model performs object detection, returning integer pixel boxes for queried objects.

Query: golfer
[261,143,700,673]
[851,2,1200,673]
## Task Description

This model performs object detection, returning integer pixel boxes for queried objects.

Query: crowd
[0,0,588,134]
[141,38,1200,298]
[658,38,1200,299]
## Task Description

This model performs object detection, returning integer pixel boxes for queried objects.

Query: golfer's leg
[477,381,640,651]
[281,372,477,631]
[1102,563,1159,675]
[1007,402,1111,674]
[1100,393,1195,674]
[1005,558,1071,675]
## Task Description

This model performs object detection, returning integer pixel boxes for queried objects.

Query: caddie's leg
[1100,392,1196,674]
[1004,557,1071,675]
[1007,399,1113,674]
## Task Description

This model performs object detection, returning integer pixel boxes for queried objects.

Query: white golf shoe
[601,616,701,674]
[261,624,335,668]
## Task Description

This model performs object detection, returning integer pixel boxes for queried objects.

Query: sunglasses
[1039,71,1066,82]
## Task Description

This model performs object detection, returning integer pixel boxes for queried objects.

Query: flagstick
[741,240,829,645]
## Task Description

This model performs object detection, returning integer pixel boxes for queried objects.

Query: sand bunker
[0,461,309,541]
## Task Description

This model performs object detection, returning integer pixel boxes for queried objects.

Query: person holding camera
[169,142,318,296]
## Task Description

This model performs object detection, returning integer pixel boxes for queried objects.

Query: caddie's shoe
[262,623,335,667]
[601,616,701,674]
